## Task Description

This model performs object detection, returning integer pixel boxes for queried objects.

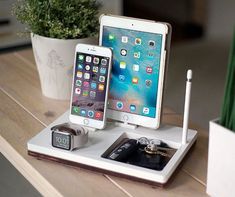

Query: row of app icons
[76,80,105,88]
[119,62,153,73]
[115,101,150,115]
[75,84,104,97]
[73,106,102,119]
[78,55,108,65]
[77,64,107,75]
[120,49,154,59]
[76,72,106,83]
[76,72,152,87]
[118,75,152,86]
[109,34,156,47]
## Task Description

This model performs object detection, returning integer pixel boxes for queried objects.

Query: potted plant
[207,30,235,197]
[13,0,100,100]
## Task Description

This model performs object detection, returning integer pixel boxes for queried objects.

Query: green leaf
[220,28,235,132]
[12,0,100,39]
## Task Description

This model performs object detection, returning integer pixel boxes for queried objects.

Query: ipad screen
[102,26,163,118]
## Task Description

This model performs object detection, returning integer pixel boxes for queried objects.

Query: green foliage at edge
[220,29,235,132]
[13,0,100,39]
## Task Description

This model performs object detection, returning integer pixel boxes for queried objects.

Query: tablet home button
[83,119,89,125]
[123,115,129,122]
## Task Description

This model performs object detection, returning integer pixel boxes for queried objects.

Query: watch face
[52,131,71,150]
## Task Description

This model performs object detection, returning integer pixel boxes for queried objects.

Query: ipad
[99,15,171,129]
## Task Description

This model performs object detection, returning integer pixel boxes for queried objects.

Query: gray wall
[207,0,235,39]
[99,0,122,15]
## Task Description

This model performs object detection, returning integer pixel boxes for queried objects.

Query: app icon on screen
[143,107,149,115]
[90,91,96,98]
[78,55,84,61]
[99,76,105,83]
[146,66,153,73]
[85,65,90,71]
[120,49,127,56]
[92,66,98,73]
[95,112,102,119]
[133,64,139,72]
[82,90,88,96]
[108,34,115,41]
[75,88,81,95]
[134,52,140,58]
[132,77,138,84]
[116,101,123,110]
[77,71,82,78]
[72,106,80,114]
[101,59,107,66]
[121,36,128,43]
[80,109,86,116]
[77,64,83,70]
[83,81,90,88]
[92,73,98,81]
[130,104,136,112]
[148,40,155,47]
[88,110,94,118]
[119,75,125,81]
[100,67,107,75]
[145,79,152,87]
[84,73,90,80]
[135,38,142,45]
[120,61,126,69]
[86,56,92,62]
[93,57,99,64]
[91,82,97,89]
[76,80,82,86]
[98,84,104,91]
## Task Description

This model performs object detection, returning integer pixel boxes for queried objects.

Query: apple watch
[51,123,88,151]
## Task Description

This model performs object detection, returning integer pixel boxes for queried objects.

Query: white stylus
[182,69,193,145]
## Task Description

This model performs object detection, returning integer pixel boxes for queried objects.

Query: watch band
[51,123,88,150]
[72,127,88,149]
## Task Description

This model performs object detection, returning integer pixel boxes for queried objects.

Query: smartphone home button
[83,119,89,125]
[123,115,129,122]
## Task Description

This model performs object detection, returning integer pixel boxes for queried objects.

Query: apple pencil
[182,69,193,145]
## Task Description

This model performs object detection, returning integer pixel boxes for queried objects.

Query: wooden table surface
[0,48,209,197]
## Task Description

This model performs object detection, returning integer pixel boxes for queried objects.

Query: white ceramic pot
[207,119,235,197]
[31,33,97,100]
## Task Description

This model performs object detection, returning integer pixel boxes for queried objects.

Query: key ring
[137,137,161,146]
[137,137,172,157]
[137,137,150,145]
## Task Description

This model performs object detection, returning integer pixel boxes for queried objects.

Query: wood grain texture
[0,48,208,196]
[107,171,207,197]
[0,91,127,197]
